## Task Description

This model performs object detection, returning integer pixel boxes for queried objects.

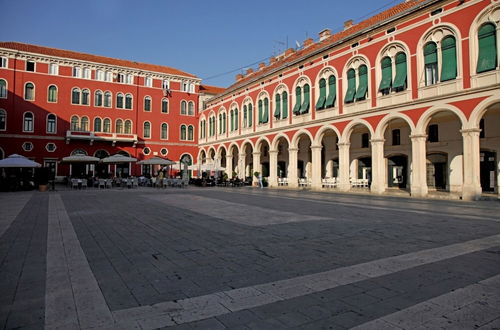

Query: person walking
[258,173,263,189]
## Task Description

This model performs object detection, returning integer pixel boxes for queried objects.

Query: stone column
[338,142,351,191]
[370,139,386,194]
[252,152,261,186]
[311,145,323,190]
[269,150,278,187]
[288,147,299,188]
[461,128,482,201]
[238,153,246,179]
[410,134,428,198]
[226,155,233,179]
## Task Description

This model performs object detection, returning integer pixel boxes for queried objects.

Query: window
[258,97,269,123]
[424,42,438,85]
[325,76,336,108]
[200,120,205,139]
[47,114,56,133]
[188,101,195,115]
[188,125,194,140]
[189,83,195,93]
[345,69,356,103]
[440,36,457,82]
[26,60,35,72]
[0,109,6,130]
[105,71,112,82]
[161,123,168,139]
[23,112,34,132]
[103,118,111,133]
[180,125,187,140]
[0,79,6,98]
[181,101,187,115]
[49,63,58,75]
[82,89,90,105]
[143,121,151,138]
[0,57,7,68]
[160,148,168,156]
[71,116,79,131]
[355,65,368,101]
[477,23,497,73]
[73,66,81,77]
[143,147,151,155]
[162,79,169,89]
[117,73,125,83]
[83,68,90,79]
[46,142,56,152]
[182,81,188,91]
[144,96,151,111]
[47,85,57,103]
[95,90,103,106]
[223,112,228,130]
[71,88,80,104]
[25,83,35,101]
[392,129,401,146]
[379,57,392,95]
[125,94,132,109]
[316,78,327,110]
[94,118,102,132]
[145,76,152,87]
[126,74,133,84]
[234,108,238,130]
[81,117,89,131]
[361,133,369,148]
[104,92,111,107]
[393,52,407,92]
[161,98,168,113]
[428,124,439,142]
[96,70,104,81]
[116,93,124,108]
[22,142,33,152]
[124,120,132,134]
[116,119,123,133]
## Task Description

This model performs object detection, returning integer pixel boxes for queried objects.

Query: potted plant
[37,167,49,192]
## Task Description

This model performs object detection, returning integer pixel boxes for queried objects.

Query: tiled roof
[199,84,226,95]
[0,41,198,79]
[224,0,432,94]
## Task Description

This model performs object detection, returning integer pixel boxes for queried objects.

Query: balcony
[66,130,138,146]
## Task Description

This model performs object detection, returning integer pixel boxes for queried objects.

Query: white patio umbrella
[0,154,41,168]
[100,154,137,164]
[60,154,99,163]
[137,156,176,166]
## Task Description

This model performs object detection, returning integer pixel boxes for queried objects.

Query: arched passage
[347,123,372,188]
[477,101,500,194]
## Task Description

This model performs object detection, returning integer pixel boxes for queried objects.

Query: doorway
[480,150,496,193]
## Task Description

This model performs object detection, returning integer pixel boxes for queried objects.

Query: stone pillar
[252,152,261,186]
[269,150,278,187]
[311,145,323,190]
[338,142,351,191]
[410,134,428,198]
[288,147,299,188]
[226,155,233,179]
[370,139,386,194]
[238,153,246,179]
[461,128,482,201]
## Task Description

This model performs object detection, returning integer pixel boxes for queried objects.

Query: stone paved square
[1,187,500,329]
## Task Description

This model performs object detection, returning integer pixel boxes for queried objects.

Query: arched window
[345,69,356,103]
[104,91,111,107]
[219,113,223,132]
[274,93,282,119]
[124,120,132,134]
[94,118,102,132]
[247,105,252,127]
[243,105,248,127]
[293,86,302,114]
[234,108,239,130]
[161,98,168,113]
[188,101,195,115]
[281,91,288,118]
[72,87,80,104]
[144,96,151,111]
[424,42,438,85]
[116,93,124,108]
[200,120,205,139]
[82,89,90,105]
[143,121,151,138]
[325,76,336,108]
[23,112,34,132]
[355,66,368,101]
[46,114,56,133]
[477,23,497,73]
[80,117,89,131]
[25,83,35,101]
[440,36,457,81]
[180,125,187,140]
[71,116,79,131]
[230,110,234,131]
[316,78,327,110]
[379,57,392,95]
[125,94,132,109]
[161,123,168,139]
[393,52,407,92]
[116,119,123,133]
[95,90,103,106]
[188,125,194,140]
[181,101,187,115]
[263,98,269,122]
[0,109,6,130]
[48,85,57,102]
[0,79,6,98]
[103,118,111,133]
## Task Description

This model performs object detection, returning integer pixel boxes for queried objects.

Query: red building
[0,42,200,178]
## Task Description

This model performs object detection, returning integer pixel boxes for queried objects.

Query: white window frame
[49,63,59,75]
[26,60,36,72]
[73,66,81,78]
[145,76,153,87]
[160,123,168,140]
[143,121,151,139]
[23,112,34,132]
[22,141,33,152]
[0,57,7,68]
[46,113,57,134]
[0,79,7,99]
[83,68,91,79]
[0,108,6,131]
[105,71,112,82]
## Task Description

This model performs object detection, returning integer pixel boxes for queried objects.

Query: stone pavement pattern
[0,187,500,329]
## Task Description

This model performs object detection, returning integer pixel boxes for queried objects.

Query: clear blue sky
[1,0,400,88]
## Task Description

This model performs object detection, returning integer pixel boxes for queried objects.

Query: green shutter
[440,36,457,81]
[293,86,301,115]
[230,111,234,131]
[234,109,238,129]
[355,65,368,101]
[392,52,407,90]
[300,84,310,114]
[378,57,392,91]
[243,105,247,126]
[248,104,252,127]
[424,42,437,64]
[315,78,327,110]
[274,93,281,119]
[263,98,269,123]
[477,23,497,73]
[258,100,263,124]
[282,91,288,119]
[325,75,336,108]
[344,69,356,103]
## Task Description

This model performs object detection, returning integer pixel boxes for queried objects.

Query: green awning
[262,98,269,123]
[258,100,263,124]
[282,91,288,119]
[325,75,336,108]
[293,86,302,115]
[440,36,457,81]
[424,42,437,64]
[274,93,281,118]
[355,65,368,101]
[248,104,252,127]
[344,69,356,103]
[378,57,392,91]
[315,78,326,110]
[300,84,310,114]
[477,23,497,73]
[392,52,407,90]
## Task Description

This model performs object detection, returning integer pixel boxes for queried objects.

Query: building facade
[0,42,200,178]
[199,0,500,200]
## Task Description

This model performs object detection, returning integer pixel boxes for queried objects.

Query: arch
[415,104,467,134]
[272,83,290,97]
[124,120,132,134]
[228,142,240,155]
[216,145,227,159]
[143,121,151,138]
[47,85,58,102]
[116,119,123,133]
[93,149,109,158]
[207,147,217,161]
[24,82,35,100]
[291,129,314,149]
[71,148,88,156]
[255,136,271,151]
[46,113,57,133]
[341,118,375,143]
[241,139,254,153]
[23,111,34,132]
[0,79,8,98]
[373,112,416,139]
[313,124,342,146]
[103,118,111,133]
[271,133,291,151]
[197,149,207,163]
[468,95,500,128]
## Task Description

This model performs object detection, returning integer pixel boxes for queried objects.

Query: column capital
[337,142,350,148]
[410,134,427,140]
[269,149,279,155]
[310,145,323,150]
[226,155,233,159]
[460,128,481,135]
[370,138,385,144]
[252,152,261,156]
[288,148,299,152]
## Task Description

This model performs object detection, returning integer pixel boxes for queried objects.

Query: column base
[370,185,385,194]
[410,185,428,198]
[461,185,482,201]
[338,183,351,192]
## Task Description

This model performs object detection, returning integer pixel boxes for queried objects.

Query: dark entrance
[298,160,304,178]
[358,157,372,184]
[94,150,109,178]
[387,155,408,189]
[480,150,496,192]
[277,161,287,177]
[427,153,447,190]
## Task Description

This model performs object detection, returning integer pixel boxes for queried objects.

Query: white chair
[132,178,138,188]
[105,179,112,189]
[98,179,106,189]
[81,178,87,189]
[71,179,78,189]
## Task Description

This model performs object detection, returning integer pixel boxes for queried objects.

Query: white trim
[22,111,34,133]
[46,113,57,134]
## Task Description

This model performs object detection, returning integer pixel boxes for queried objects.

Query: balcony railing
[66,130,138,146]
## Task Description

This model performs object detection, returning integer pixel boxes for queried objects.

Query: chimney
[258,62,266,70]
[303,38,314,48]
[285,48,295,57]
[246,68,254,75]
[269,56,277,65]
[344,19,354,30]
[319,29,331,41]
[236,73,244,81]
